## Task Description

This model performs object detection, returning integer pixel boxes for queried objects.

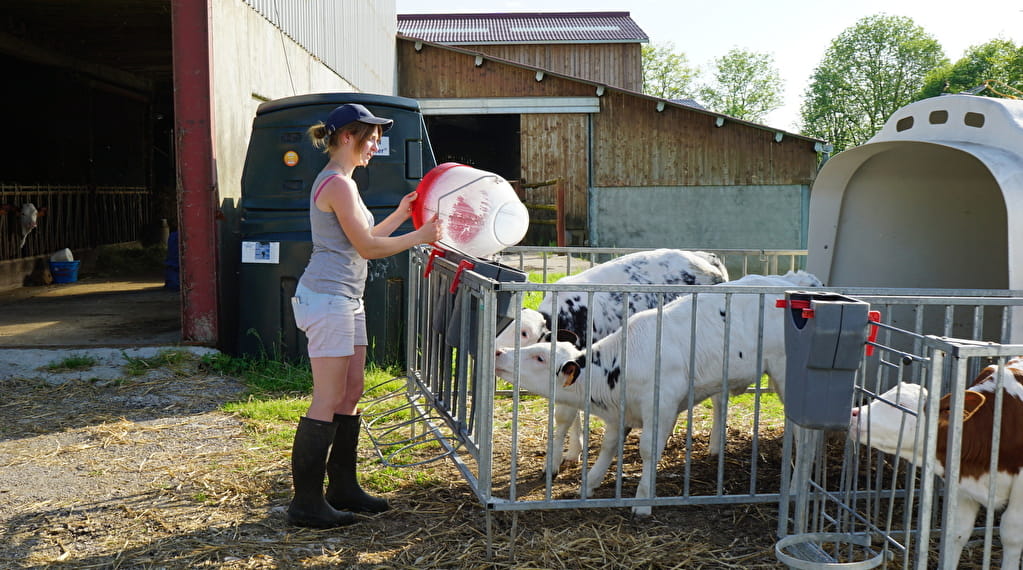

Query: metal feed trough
[359,245,1023,559]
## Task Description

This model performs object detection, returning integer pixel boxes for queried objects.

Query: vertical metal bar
[456,288,472,434]
[777,419,793,537]
[981,355,1006,570]
[972,304,983,342]
[614,290,629,499]
[748,293,767,495]
[684,292,699,497]
[405,248,420,377]
[508,290,523,503]
[646,292,664,503]
[579,289,596,501]
[543,290,561,499]
[924,349,949,570]
[716,292,733,494]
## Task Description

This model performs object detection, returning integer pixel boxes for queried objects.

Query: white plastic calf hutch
[806,94,1023,343]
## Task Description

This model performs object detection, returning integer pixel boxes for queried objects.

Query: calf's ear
[961,390,987,423]
[560,361,581,387]
[556,329,579,345]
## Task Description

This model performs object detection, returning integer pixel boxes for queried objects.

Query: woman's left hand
[398,191,418,218]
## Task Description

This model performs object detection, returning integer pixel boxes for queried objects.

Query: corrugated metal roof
[396,12,648,45]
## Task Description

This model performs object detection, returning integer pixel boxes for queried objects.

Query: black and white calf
[495,271,821,515]
[529,249,731,472]
[537,248,730,345]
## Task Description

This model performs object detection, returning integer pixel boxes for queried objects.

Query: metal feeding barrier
[363,245,1023,560]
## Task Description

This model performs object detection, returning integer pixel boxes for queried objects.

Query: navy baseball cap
[324,103,393,134]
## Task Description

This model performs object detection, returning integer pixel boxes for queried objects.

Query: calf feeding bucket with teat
[414,163,530,353]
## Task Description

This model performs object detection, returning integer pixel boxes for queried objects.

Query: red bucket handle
[449,259,476,294]
[423,247,445,278]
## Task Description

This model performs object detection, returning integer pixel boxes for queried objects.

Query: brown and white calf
[849,358,1023,569]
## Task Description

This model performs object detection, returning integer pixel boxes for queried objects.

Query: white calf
[18,203,38,249]
[531,249,731,472]
[495,308,547,349]
[495,271,818,515]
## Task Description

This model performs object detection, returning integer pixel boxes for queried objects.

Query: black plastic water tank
[236,93,436,365]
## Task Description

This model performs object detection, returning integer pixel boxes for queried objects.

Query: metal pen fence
[0,183,151,260]
[778,320,1023,570]
[362,245,1023,559]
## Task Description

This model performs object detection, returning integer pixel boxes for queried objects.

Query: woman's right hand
[416,214,442,245]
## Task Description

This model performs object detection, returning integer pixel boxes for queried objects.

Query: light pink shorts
[292,283,367,358]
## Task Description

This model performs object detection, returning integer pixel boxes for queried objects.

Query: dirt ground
[0,344,800,569]
[0,256,861,568]
[0,273,180,348]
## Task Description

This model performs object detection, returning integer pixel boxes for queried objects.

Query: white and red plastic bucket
[412,163,529,258]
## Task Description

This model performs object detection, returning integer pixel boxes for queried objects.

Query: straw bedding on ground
[0,354,794,568]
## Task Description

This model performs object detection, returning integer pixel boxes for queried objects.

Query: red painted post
[556,179,566,247]
[171,0,219,345]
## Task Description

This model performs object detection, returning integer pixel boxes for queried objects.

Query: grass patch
[203,352,314,396]
[42,354,97,372]
[207,353,432,495]
[123,348,193,377]
[209,353,404,452]
[361,465,443,492]
[221,397,309,423]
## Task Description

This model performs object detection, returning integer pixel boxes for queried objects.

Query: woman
[288,103,441,528]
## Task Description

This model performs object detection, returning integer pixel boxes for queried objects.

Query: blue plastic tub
[49,260,81,284]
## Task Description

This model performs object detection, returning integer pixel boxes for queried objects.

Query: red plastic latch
[776,299,813,310]
[865,310,882,356]
[423,247,445,278]
[449,259,476,294]
[802,309,815,319]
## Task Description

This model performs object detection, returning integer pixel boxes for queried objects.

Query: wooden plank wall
[520,113,589,239]
[470,43,643,92]
[591,92,817,187]
[398,41,594,98]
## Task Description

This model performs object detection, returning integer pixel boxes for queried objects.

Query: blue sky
[396,0,1023,131]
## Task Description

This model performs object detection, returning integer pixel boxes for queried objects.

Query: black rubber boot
[286,417,356,528]
[325,414,390,513]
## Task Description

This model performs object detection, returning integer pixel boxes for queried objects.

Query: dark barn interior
[0,0,179,346]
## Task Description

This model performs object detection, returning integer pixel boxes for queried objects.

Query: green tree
[800,14,947,152]
[698,48,784,122]
[917,39,1023,99]
[642,41,698,100]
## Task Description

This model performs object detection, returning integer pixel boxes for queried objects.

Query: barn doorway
[424,114,521,182]
[0,2,179,348]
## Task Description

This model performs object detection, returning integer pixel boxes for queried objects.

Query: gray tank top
[299,169,375,298]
